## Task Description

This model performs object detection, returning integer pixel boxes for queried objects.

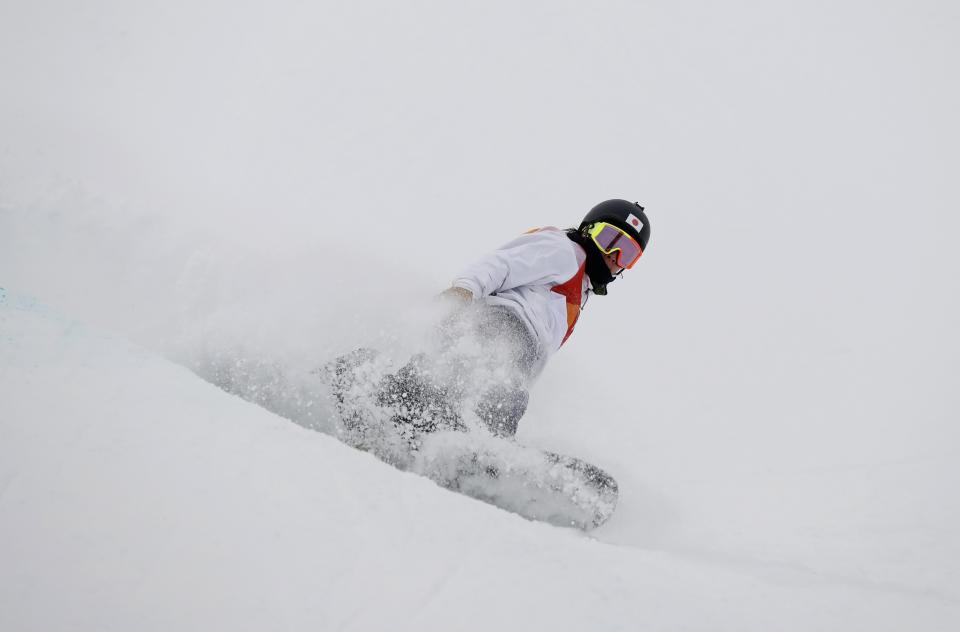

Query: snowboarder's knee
[475,385,528,437]
[376,355,461,433]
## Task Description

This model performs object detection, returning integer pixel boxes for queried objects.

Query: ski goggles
[587,222,644,269]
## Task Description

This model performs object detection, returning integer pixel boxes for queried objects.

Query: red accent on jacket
[551,261,586,346]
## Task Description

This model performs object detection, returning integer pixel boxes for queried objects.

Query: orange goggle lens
[588,222,643,269]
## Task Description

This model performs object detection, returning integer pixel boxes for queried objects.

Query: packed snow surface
[2,0,959,630]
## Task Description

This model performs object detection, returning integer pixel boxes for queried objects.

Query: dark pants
[377,305,541,437]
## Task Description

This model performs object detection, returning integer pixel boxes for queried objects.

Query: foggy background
[1,0,958,627]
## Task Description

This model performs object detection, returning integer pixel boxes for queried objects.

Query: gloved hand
[433,286,476,351]
[437,286,474,303]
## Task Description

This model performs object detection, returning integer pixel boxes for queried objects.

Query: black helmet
[579,199,650,253]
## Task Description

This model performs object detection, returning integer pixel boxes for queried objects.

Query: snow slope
[2,291,957,631]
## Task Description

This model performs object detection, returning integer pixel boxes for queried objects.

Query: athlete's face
[603,251,624,276]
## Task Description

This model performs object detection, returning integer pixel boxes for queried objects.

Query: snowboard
[321,348,619,530]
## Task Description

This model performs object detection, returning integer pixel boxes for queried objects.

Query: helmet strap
[566,228,616,295]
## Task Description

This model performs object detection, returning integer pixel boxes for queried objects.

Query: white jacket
[451,227,590,359]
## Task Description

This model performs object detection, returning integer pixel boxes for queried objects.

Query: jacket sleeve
[451,231,580,299]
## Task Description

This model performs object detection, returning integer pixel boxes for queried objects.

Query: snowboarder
[385,198,652,438]
[325,200,648,527]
